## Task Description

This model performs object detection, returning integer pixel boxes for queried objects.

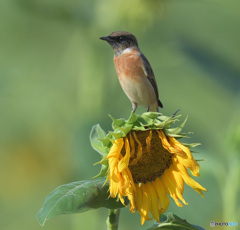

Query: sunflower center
[121,130,172,183]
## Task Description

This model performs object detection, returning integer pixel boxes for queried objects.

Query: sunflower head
[91,112,206,225]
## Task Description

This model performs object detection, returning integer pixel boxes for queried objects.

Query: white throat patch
[122,47,133,54]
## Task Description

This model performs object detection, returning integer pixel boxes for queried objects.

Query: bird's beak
[99,36,112,42]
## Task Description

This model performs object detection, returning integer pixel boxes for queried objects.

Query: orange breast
[114,49,144,79]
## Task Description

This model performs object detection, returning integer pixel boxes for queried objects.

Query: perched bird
[100,31,163,112]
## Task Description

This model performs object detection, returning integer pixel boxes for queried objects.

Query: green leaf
[183,143,201,149]
[139,116,154,126]
[90,124,109,155]
[165,115,188,135]
[109,131,123,139]
[142,112,160,119]
[127,111,140,123]
[132,124,148,131]
[37,178,124,226]
[147,213,204,230]
[158,115,169,121]
[117,124,133,136]
[99,132,114,148]
[165,132,192,138]
[109,115,126,129]
[93,160,109,178]
[155,115,180,129]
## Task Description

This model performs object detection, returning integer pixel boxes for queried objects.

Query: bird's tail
[148,106,159,112]
[158,99,163,108]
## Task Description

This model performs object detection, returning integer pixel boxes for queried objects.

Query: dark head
[100,31,139,56]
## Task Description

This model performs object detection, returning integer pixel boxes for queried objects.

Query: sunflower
[93,112,206,225]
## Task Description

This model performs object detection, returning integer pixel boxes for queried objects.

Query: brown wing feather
[140,53,163,108]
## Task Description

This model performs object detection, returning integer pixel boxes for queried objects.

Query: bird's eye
[119,36,125,40]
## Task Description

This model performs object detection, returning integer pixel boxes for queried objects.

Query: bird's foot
[132,102,137,113]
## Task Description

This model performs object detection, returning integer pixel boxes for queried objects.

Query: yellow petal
[171,157,184,194]
[129,132,135,158]
[120,169,130,189]
[152,177,170,213]
[168,137,200,176]
[139,183,152,225]
[169,137,192,158]
[109,166,120,184]
[168,166,188,205]
[125,167,136,192]
[161,169,184,207]
[130,131,143,165]
[157,130,181,155]
[176,161,207,196]
[118,137,131,172]
[145,182,160,222]
[109,175,118,198]
[176,155,200,177]
[146,130,152,153]
[118,193,126,206]
[107,138,124,158]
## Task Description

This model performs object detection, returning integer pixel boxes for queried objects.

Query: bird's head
[100,31,139,56]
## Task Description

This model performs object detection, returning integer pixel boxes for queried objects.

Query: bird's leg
[132,102,137,113]
[147,106,150,112]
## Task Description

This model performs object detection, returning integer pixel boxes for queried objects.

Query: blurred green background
[0,0,240,229]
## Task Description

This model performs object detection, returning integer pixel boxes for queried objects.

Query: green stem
[106,209,120,230]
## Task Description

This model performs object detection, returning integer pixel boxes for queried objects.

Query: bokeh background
[0,0,240,229]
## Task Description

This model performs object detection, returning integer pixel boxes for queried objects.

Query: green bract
[90,112,200,178]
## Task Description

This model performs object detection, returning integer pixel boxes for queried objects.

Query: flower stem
[106,209,120,230]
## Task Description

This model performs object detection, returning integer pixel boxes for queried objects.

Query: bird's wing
[140,53,163,108]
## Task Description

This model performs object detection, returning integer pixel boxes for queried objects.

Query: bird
[100,31,163,112]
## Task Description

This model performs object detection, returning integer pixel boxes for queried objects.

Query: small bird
[100,31,163,112]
